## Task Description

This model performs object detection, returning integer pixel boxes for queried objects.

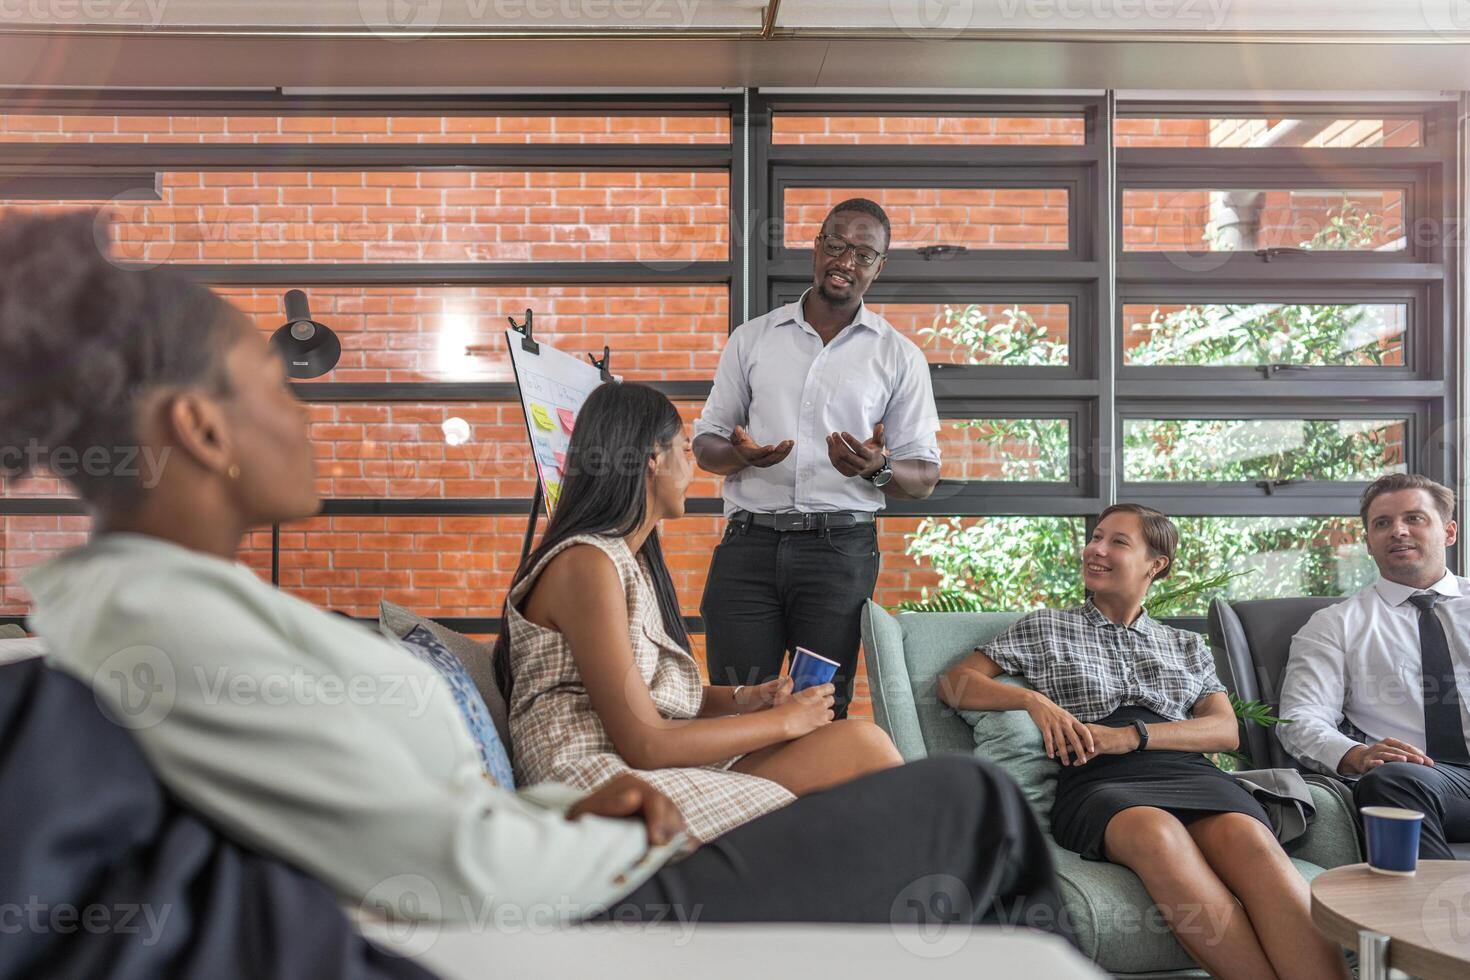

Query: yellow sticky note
[530,403,555,431]
[545,480,562,507]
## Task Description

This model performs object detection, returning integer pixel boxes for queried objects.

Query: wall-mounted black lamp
[270,289,341,379]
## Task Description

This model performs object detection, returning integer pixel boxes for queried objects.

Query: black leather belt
[730,509,876,532]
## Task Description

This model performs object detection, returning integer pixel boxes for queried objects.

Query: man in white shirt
[1279,473,1470,858]
[693,199,941,717]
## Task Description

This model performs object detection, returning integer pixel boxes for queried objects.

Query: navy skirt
[1050,706,1271,861]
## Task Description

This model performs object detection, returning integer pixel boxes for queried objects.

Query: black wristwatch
[1131,719,1150,752]
[863,459,893,488]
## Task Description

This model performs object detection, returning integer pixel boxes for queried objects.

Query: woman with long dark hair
[496,381,901,843]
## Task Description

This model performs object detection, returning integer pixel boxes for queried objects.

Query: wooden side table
[1311,861,1470,980]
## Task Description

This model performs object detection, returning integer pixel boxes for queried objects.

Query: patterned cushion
[397,625,515,788]
[378,600,511,752]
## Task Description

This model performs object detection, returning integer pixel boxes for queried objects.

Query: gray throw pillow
[378,601,511,752]
[958,675,1060,834]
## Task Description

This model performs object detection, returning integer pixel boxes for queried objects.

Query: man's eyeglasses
[815,233,886,268]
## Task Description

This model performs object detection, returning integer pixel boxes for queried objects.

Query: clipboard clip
[509,309,538,355]
[588,345,613,383]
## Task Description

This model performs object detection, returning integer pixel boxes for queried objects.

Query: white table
[359,921,1103,979]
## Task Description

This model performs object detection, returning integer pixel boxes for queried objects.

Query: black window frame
[1,90,1463,633]
[750,92,1460,623]
[0,90,748,634]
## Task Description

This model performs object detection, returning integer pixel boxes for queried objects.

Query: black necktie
[1408,592,1470,764]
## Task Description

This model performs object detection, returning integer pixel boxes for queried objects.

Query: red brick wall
[773,114,1084,145]
[785,187,1069,250]
[0,517,274,615]
[221,285,729,384]
[0,114,729,143]
[1114,117,1210,148]
[301,400,721,501]
[0,516,90,615]
[7,170,729,265]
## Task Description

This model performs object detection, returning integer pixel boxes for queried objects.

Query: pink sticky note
[554,452,566,469]
[558,408,576,434]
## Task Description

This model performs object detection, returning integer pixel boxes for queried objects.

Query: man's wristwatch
[863,459,893,488]
[1131,719,1150,752]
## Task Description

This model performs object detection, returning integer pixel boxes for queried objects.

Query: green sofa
[860,603,1361,979]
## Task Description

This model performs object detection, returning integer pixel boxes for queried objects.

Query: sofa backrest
[860,601,1024,759]
[1207,595,1344,769]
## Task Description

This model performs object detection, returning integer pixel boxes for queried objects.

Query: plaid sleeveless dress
[505,533,795,843]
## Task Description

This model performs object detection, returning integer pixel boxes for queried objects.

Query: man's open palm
[731,425,794,468]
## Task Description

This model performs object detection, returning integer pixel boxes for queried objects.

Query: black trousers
[1353,760,1470,859]
[1,660,430,980]
[602,756,1072,940]
[700,520,881,719]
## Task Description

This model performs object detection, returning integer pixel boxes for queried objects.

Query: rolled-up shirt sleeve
[982,613,1046,680]
[693,325,751,441]
[882,345,941,464]
[1278,610,1360,775]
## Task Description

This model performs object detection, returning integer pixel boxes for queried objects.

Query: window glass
[1122,188,1404,252]
[888,516,1086,611]
[1166,517,1374,616]
[1124,418,1407,483]
[1122,302,1407,368]
[1116,115,1421,149]
[870,301,1070,366]
[941,419,1071,482]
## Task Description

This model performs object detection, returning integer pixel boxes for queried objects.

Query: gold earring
[227,464,241,480]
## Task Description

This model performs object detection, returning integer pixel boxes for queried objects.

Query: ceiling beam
[2,34,1470,92]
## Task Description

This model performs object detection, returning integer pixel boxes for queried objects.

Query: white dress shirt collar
[779,288,882,338]
[1373,569,1462,608]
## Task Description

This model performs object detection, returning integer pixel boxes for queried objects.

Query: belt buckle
[801,513,817,531]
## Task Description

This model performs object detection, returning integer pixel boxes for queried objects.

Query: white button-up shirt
[1279,571,1470,774]
[693,290,941,516]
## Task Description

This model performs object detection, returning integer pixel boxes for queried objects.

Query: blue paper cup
[788,647,840,693]
[1360,805,1424,875]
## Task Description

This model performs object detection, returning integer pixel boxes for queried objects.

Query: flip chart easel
[505,310,617,567]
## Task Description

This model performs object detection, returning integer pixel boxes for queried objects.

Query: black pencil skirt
[1050,706,1271,861]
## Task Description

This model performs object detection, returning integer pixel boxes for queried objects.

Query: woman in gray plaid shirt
[941,504,1347,980]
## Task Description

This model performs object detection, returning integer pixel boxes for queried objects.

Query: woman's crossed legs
[1102,806,1348,980]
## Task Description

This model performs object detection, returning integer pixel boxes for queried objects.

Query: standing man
[693,198,941,718]
[1279,473,1470,858]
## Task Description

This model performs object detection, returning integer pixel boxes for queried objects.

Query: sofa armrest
[859,601,927,761]
[1285,776,1362,869]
